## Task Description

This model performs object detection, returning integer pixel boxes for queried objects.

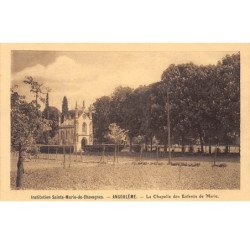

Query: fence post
[102,144,105,163]
[213,144,218,166]
[75,148,77,161]
[117,144,119,163]
[140,144,143,162]
[63,146,65,168]
[114,144,117,164]
[156,144,159,163]
[69,146,71,167]
[178,165,181,181]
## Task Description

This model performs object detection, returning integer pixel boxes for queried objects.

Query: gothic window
[82,122,87,134]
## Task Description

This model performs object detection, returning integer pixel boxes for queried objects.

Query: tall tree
[214,53,240,151]
[109,86,135,148]
[11,79,50,188]
[93,96,111,143]
[45,92,49,108]
[42,106,60,144]
[61,96,69,123]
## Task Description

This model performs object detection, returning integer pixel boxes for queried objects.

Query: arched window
[82,122,87,134]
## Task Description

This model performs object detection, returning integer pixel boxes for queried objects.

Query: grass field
[10,153,240,190]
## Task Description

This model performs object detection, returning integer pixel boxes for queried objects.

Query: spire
[89,104,93,119]
[75,101,78,118]
[82,100,85,112]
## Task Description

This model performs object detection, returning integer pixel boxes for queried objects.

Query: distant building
[58,101,93,151]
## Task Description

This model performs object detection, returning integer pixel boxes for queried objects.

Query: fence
[11,143,240,168]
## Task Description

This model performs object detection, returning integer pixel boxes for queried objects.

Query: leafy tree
[92,96,111,143]
[23,76,49,108]
[108,86,135,149]
[11,81,50,188]
[61,96,69,123]
[213,52,240,152]
[161,64,198,151]
[42,106,60,143]
[107,123,127,144]
[107,123,127,162]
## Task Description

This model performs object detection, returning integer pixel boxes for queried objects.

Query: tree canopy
[93,53,240,150]
[11,78,51,187]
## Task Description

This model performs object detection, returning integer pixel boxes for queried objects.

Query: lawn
[10,154,240,190]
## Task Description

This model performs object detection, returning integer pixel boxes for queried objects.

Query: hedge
[84,145,124,153]
[39,145,74,154]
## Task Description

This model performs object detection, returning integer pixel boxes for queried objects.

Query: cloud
[12,56,101,109]
[12,54,161,110]
[12,56,98,87]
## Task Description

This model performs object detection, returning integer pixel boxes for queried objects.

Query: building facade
[58,101,93,151]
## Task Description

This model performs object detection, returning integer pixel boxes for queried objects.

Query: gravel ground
[10,155,240,190]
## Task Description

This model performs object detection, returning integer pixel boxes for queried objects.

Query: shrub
[132,145,141,153]
[27,145,40,156]
[189,145,194,153]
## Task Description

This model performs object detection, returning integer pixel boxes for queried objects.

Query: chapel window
[82,122,87,134]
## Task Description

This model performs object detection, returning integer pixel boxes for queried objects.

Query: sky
[11,50,236,111]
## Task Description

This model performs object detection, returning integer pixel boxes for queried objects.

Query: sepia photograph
[10,49,240,191]
[1,2,250,250]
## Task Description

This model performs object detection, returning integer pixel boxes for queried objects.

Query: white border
[1,1,250,250]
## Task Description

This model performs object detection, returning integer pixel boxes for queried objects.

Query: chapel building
[58,101,93,151]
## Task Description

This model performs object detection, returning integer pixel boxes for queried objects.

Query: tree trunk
[164,144,167,153]
[144,136,147,152]
[214,145,218,166]
[129,136,132,152]
[181,136,185,153]
[199,133,204,153]
[224,134,229,154]
[114,143,117,164]
[225,145,229,154]
[209,140,211,155]
[150,137,153,152]
[16,149,25,189]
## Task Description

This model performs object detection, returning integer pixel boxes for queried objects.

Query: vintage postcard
[0,43,249,201]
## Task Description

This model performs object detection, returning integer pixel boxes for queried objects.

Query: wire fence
[11,143,240,168]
